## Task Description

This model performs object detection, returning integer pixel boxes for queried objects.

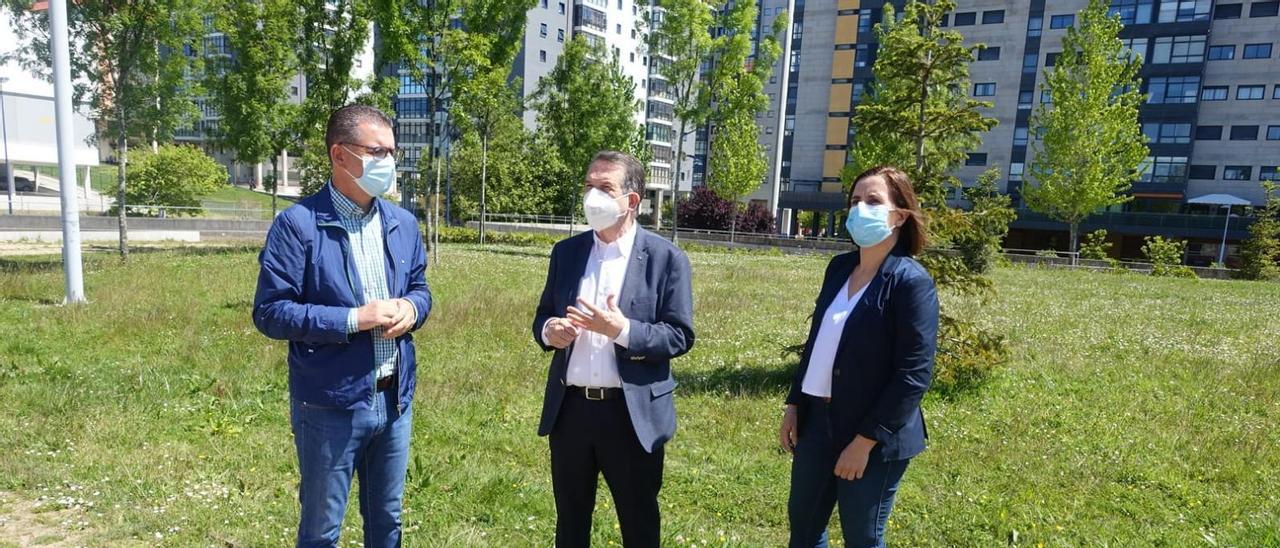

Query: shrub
[953,170,1015,274]
[121,144,227,216]
[1142,236,1197,278]
[676,186,775,233]
[435,226,562,248]
[932,315,1009,396]
[1238,181,1280,281]
[1079,229,1112,261]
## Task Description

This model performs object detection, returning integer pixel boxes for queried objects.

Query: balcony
[1011,208,1255,240]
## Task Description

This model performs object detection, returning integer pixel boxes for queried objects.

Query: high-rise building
[705,0,1278,264]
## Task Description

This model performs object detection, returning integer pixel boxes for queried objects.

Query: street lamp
[1,76,12,215]
[1217,204,1235,266]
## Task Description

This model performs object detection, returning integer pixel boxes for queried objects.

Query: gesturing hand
[357,300,400,332]
[834,435,877,481]
[565,295,627,340]
[544,317,580,349]
[382,299,417,339]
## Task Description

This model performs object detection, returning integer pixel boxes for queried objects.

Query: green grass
[200,185,295,219]
[1,245,1278,546]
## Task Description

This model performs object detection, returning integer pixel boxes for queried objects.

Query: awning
[1187,193,1253,206]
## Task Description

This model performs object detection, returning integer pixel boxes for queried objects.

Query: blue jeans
[291,389,412,548]
[787,398,910,548]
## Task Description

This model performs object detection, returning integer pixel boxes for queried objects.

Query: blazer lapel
[834,253,903,356]
[617,228,649,317]
[563,232,594,305]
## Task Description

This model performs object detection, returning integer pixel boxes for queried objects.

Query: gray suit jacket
[532,227,695,452]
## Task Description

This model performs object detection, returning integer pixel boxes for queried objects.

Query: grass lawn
[200,185,295,219]
[0,244,1277,546]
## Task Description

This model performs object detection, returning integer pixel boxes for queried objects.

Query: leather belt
[376,375,396,392]
[568,386,623,400]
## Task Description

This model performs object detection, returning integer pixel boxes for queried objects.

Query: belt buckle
[584,387,605,401]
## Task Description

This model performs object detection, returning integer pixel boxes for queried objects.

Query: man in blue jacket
[533,151,695,547]
[253,104,431,548]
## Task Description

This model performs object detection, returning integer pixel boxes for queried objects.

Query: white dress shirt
[542,225,636,388]
[801,278,868,399]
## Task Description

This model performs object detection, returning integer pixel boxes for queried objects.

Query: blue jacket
[253,185,432,412]
[532,227,695,453]
[786,249,939,462]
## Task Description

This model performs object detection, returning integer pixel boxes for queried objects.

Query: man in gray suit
[533,150,696,547]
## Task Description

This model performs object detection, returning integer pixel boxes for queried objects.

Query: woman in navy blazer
[779,166,939,548]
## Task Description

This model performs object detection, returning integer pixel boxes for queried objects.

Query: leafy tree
[452,33,522,242]
[207,0,302,215]
[531,36,646,218]
[703,1,784,242]
[1238,181,1280,280]
[1,0,206,258]
[1024,0,1147,258]
[449,120,562,222]
[645,0,715,229]
[123,145,227,215]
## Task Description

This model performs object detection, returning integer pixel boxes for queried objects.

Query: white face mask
[583,187,629,232]
[342,146,397,197]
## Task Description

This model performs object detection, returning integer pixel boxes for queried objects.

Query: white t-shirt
[800,278,868,399]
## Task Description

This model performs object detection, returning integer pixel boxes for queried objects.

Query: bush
[435,226,562,248]
[676,186,775,233]
[932,315,1010,396]
[1079,229,1113,261]
[121,144,227,216]
[1142,236,1197,278]
[953,171,1015,274]
[1238,181,1280,281]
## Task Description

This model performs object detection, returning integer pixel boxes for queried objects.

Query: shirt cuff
[346,308,360,334]
[613,318,631,348]
[540,318,555,347]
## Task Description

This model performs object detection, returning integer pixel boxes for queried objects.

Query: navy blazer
[532,227,695,453]
[786,248,939,462]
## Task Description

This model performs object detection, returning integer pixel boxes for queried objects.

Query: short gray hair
[325,104,394,151]
[590,150,646,196]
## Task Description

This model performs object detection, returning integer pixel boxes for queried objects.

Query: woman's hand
[834,435,878,481]
[779,405,799,454]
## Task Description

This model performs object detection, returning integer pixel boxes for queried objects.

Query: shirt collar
[592,221,637,259]
[330,182,372,220]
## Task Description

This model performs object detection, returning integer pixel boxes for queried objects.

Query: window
[1215,3,1243,18]
[560,2,566,14]
[1046,52,1061,66]
[1195,125,1223,140]
[539,50,547,62]
[1144,122,1192,143]
[852,83,865,102]
[954,12,976,26]
[1022,53,1038,73]
[1123,38,1149,60]
[1009,162,1025,181]
[965,153,989,166]
[1207,45,1235,60]
[859,9,872,33]
[1269,125,1280,140]
[1201,86,1228,100]
[973,83,996,96]
[855,44,869,67]
[1243,43,1273,59]
[397,74,425,94]
[1018,90,1033,109]
[1050,14,1075,28]
[1027,16,1043,37]
[616,24,622,34]
[540,0,547,7]
[1276,85,1280,99]
[1189,165,1217,179]
[558,29,564,42]
[540,23,547,37]
[978,47,1001,61]
[1238,85,1266,100]
[1223,166,1252,180]
[1147,76,1200,104]
[940,13,950,26]
[982,10,1005,24]
[1151,35,1207,64]
[1014,127,1029,146]
[1110,0,1154,24]
[1230,125,1259,140]
[1140,156,1189,184]
[1250,1,1280,17]
[1262,166,1279,181]
[1158,0,1211,22]
[1041,90,1053,103]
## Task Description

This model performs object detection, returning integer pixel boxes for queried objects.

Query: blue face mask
[343,146,397,197]
[845,202,897,248]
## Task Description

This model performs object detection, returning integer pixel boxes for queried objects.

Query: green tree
[703,1,784,242]
[954,168,1016,273]
[850,0,997,205]
[208,0,302,215]
[1025,0,1148,258]
[531,36,646,218]
[645,0,715,230]
[1238,181,1280,280]
[123,144,227,215]
[452,33,517,243]
[2,0,206,258]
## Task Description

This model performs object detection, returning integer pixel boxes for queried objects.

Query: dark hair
[590,150,646,196]
[325,104,394,152]
[848,166,927,256]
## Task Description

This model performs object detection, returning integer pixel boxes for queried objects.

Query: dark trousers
[788,397,910,548]
[549,391,664,548]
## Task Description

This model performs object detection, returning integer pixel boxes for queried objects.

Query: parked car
[10,176,36,192]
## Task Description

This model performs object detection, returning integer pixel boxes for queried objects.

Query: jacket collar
[314,183,400,232]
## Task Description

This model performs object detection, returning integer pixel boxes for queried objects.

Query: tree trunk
[271,154,280,216]
[433,155,442,267]
[1069,221,1080,266]
[729,203,738,243]
[479,132,488,245]
[671,119,688,244]
[116,104,129,260]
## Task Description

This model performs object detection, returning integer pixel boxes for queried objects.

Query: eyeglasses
[342,142,397,160]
